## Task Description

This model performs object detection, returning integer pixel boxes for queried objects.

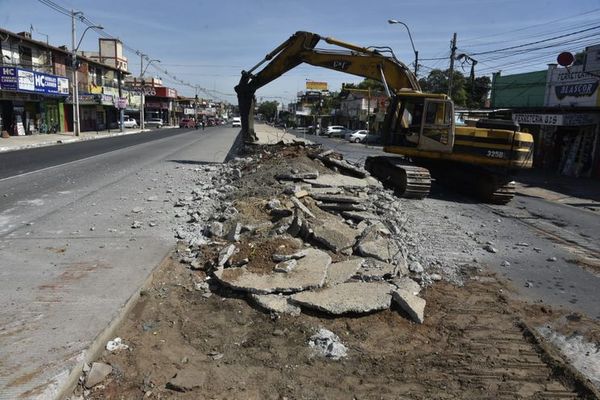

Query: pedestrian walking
[201,120,205,130]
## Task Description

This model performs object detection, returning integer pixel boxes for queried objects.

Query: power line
[468,25,600,56]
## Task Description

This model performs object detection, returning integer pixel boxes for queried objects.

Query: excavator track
[365,156,431,199]
[479,178,516,205]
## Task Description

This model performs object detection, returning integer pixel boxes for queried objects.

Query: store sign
[116,98,128,109]
[546,65,600,107]
[513,113,598,127]
[306,81,328,91]
[0,67,69,95]
[513,113,563,126]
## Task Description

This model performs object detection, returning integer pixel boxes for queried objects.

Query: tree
[257,101,279,121]
[341,78,385,94]
[418,68,490,108]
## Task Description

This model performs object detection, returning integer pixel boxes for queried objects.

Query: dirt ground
[74,254,598,400]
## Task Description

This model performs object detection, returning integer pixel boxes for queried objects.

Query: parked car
[119,116,138,128]
[232,117,241,127]
[347,129,368,142]
[294,126,311,134]
[361,131,382,145]
[179,118,196,128]
[145,118,163,128]
[327,125,351,138]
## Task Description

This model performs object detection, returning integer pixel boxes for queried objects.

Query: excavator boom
[235,31,419,142]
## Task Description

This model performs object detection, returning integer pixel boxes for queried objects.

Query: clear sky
[1,0,599,105]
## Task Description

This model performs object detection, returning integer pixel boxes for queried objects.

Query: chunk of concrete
[390,276,422,296]
[356,236,400,263]
[340,211,380,222]
[326,258,363,285]
[290,196,316,218]
[272,250,307,262]
[303,174,372,189]
[392,288,426,324]
[274,259,298,273]
[214,248,331,294]
[250,294,301,316]
[309,328,347,360]
[355,258,398,281]
[290,281,393,314]
[311,217,359,254]
[310,193,364,204]
[218,244,236,267]
[85,362,112,388]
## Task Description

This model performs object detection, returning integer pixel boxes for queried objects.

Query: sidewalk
[515,170,600,213]
[0,127,169,153]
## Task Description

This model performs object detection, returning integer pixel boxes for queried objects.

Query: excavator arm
[235,31,420,142]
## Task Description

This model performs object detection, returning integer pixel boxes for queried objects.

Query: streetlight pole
[387,19,419,77]
[139,55,160,131]
[71,10,103,136]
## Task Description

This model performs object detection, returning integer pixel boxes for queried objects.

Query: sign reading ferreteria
[513,113,599,126]
[0,67,69,95]
[546,65,600,107]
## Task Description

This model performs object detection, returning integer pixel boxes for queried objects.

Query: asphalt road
[0,125,239,399]
[292,131,600,320]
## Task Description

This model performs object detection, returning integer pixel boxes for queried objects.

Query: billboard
[306,81,328,91]
[0,67,69,95]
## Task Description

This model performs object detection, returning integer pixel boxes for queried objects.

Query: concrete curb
[55,251,173,400]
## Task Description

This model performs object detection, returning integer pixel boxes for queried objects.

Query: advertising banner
[306,81,328,91]
[0,67,69,95]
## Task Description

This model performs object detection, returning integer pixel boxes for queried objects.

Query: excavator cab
[385,93,454,153]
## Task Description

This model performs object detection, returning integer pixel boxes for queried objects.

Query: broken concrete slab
[310,193,365,204]
[218,244,236,267]
[356,236,400,263]
[250,293,301,316]
[390,276,422,296]
[355,258,399,281]
[340,211,380,222]
[317,203,368,212]
[303,174,373,189]
[311,217,359,254]
[290,281,393,314]
[290,196,316,218]
[325,258,363,285]
[214,248,331,294]
[276,171,319,181]
[85,362,112,389]
[392,288,426,324]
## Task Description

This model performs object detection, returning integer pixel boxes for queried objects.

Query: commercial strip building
[0,27,234,135]
[490,49,600,178]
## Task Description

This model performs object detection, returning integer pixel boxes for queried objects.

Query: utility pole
[71,10,80,136]
[140,53,145,130]
[448,32,457,98]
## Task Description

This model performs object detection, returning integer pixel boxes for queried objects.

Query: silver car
[145,118,163,128]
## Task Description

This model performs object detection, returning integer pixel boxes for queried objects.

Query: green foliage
[418,68,490,108]
[257,100,279,121]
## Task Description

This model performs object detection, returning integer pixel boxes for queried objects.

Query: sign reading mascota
[0,67,69,95]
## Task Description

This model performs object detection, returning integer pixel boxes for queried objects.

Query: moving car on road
[145,118,163,128]
[232,117,241,127]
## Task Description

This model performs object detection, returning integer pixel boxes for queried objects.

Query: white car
[119,116,138,128]
[232,117,241,127]
[347,130,368,142]
[145,118,163,128]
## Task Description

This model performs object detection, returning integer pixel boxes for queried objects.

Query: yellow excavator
[235,31,534,204]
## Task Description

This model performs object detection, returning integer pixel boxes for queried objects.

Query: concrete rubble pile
[171,142,446,324]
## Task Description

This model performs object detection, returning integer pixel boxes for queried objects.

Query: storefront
[0,66,69,134]
[513,112,600,178]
